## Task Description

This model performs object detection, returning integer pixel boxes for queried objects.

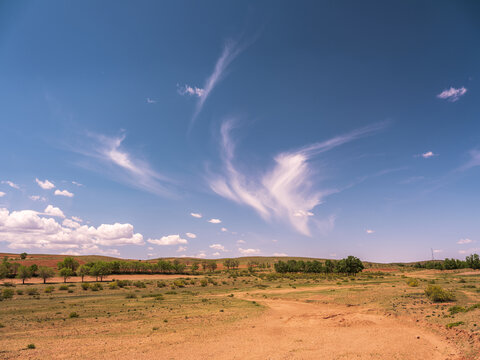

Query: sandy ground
[11,288,465,360]
[5,274,196,285]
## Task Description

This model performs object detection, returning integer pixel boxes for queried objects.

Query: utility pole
[431,248,434,261]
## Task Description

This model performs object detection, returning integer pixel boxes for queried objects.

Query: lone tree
[190,262,199,273]
[207,261,218,272]
[17,265,32,284]
[38,266,55,284]
[59,267,74,283]
[20,252,27,260]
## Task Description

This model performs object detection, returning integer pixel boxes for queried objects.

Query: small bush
[156,281,166,288]
[173,280,185,288]
[16,289,24,295]
[446,321,464,329]
[2,282,15,287]
[69,312,79,318]
[91,283,103,291]
[133,281,146,288]
[67,289,74,293]
[459,278,466,283]
[58,285,68,291]
[125,292,137,299]
[45,286,55,293]
[165,290,177,295]
[81,283,90,290]
[26,288,39,296]
[27,343,36,349]
[406,278,419,287]
[200,279,208,287]
[117,280,132,288]
[109,281,119,289]
[425,285,456,302]
[449,305,466,315]
[2,288,14,299]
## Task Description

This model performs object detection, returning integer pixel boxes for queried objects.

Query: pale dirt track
[17,292,463,360]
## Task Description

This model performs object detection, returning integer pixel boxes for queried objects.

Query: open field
[1,269,480,359]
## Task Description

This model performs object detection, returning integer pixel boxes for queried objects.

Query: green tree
[57,257,79,272]
[20,252,27,260]
[324,260,335,274]
[59,267,74,283]
[17,265,32,284]
[191,262,199,273]
[77,265,91,282]
[29,264,38,277]
[38,266,55,284]
[207,261,218,272]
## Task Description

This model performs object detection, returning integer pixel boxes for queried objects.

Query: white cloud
[433,249,443,254]
[177,246,187,252]
[0,207,144,251]
[147,234,188,246]
[209,243,226,251]
[55,189,74,198]
[36,178,55,190]
[210,120,388,236]
[421,151,436,158]
[71,216,83,222]
[73,132,172,197]
[437,87,467,102]
[146,98,157,104]
[190,212,202,218]
[189,39,248,127]
[459,248,480,255]
[29,195,46,201]
[459,149,480,172]
[177,84,205,98]
[62,218,80,229]
[238,248,260,255]
[0,192,5,197]
[44,205,65,218]
[147,246,154,251]
[457,238,474,245]
[273,252,288,257]
[221,227,228,232]
[2,181,19,189]
[366,229,375,234]
[236,239,246,244]
[212,252,221,256]
[185,232,197,238]
[208,218,222,224]
[72,181,83,187]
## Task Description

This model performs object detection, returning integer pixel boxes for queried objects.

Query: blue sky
[0,0,479,262]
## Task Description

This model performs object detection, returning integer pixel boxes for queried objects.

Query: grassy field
[1,269,480,359]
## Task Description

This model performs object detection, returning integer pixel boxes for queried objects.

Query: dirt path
[20,292,462,360]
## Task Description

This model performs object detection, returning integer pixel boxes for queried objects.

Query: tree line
[274,256,364,275]
[414,254,480,270]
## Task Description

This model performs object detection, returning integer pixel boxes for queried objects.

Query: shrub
[59,285,69,291]
[44,286,55,293]
[109,281,119,289]
[133,281,146,288]
[117,280,132,288]
[2,288,14,299]
[91,283,103,291]
[27,343,36,349]
[125,292,137,299]
[16,289,23,295]
[26,288,39,296]
[425,285,456,302]
[81,283,90,290]
[67,289,74,293]
[173,279,185,288]
[156,281,166,288]
[200,279,208,287]
[69,312,79,318]
[449,306,466,315]
[446,321,464,328]
[406,278,419,287]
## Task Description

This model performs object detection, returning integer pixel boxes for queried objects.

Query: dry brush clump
[424,285,455,302]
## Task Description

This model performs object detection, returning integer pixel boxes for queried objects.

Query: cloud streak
[209,120,388,236]
[437,87,467,102]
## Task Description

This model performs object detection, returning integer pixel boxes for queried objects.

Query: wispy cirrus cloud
[177,84,205,98]
[2,181,19,189]
[209,120,389,236]
[190,212,202,218]
[437,86,467,102]
[72,132,174,197]
[188,39,250,128]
